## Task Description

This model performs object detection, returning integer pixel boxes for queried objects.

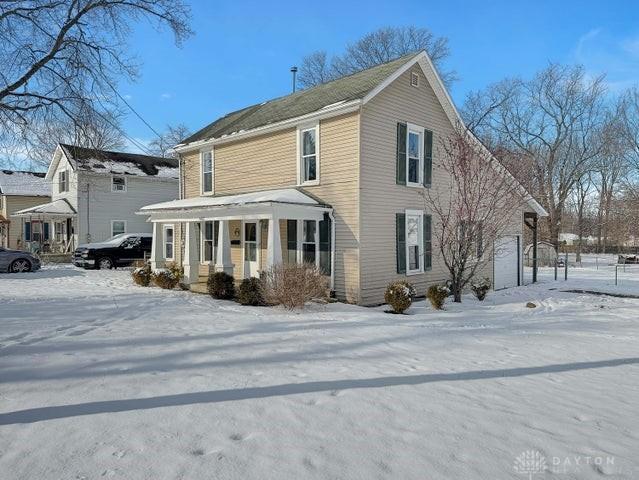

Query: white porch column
[266,216,282,268]
[182,222,199,284]
[215,219,234,275]
[150,222,163,270]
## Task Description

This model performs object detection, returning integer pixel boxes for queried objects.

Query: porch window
[112,176,127,192]
[319,215,331,275]
[407,126,422,186]
[406,210,423,274]
[58,170,69,193]
[299,125,318,184]
[24,221,31,241]
[111,220,126,237]
[164,225,174,260]
[201,220,218,263]
[302,220,317,264]
[201,150,213,194]
[55,222,64,242]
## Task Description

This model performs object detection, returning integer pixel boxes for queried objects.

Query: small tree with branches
[426,126,529,302]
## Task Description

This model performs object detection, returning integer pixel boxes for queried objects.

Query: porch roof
[138,188,331,222]
[13,198,77,218]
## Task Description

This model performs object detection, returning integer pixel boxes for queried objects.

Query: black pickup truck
[73,233,153,270]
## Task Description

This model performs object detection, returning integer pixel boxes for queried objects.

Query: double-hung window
[112,176,126,192]
[201,220,218,263]
[111,220,126,237]
[164,225,174,260]
[407,125,423,186]
[299,124,319,185]
[406,211,422,274]
[201,150,213,194]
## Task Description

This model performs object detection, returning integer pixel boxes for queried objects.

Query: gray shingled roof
[181,52,419,145]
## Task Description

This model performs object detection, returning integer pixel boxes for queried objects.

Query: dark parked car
[73,233,153,270]
[0,247,41,273]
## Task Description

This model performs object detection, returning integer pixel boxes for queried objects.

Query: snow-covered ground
[1,262,638,479]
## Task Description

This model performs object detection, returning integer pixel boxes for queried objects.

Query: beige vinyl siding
[179,111,361,303]
[359,64,459,305]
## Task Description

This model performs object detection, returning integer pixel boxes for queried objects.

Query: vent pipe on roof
[290,66,298,93]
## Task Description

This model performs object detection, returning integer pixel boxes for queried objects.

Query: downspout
[86,182,91,243]
[329,210,335,292]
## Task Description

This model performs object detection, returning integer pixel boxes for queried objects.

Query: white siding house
[14,144,179,252]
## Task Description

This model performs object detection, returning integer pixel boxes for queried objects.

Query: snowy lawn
[1,263,638,479]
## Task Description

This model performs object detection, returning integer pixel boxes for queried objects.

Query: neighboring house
[14,144,179,253]
[0,170,51,251]
[140,51,547,305]
[524,241,557,267]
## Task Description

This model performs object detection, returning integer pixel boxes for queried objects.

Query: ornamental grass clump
[471,277,491,301]
[152,269,179,290]
[207,271,236,300]
[384,281,415,314]
[131,263,152,287]
[426,284,449,310]
[262,263,328,310]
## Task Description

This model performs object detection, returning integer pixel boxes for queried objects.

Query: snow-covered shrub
[237,277,265,306]
[131,263,152,287]
[152,269,179,290]
[262,263,328,310]
[384,281,415,314]
[426,284,449,310]
[470,277,491,301]
[207,271,235,299]
[167,262,183,282]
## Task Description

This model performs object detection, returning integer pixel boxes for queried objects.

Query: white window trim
[200,220,215,265]
[200,149,214,195]
[242,220,261,278]
[163,224,175,261]
[406,123,424,188]
[58,169,69,193]
[297,122,320,186]
[405,209,424,276]
[111,220,127,237]
[111,175,127,193]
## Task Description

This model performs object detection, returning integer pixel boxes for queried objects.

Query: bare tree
[0,0,192,164]
[426,125,529,302]
[464,64,608,248]
[148,124,191,158]
[571,172,594,262]
[298,26,456,89]
[621,86,639,171]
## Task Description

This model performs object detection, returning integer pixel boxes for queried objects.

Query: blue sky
[120,0,639,151]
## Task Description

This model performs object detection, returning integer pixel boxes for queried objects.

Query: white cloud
[160,93,172,101]
[123,94,133,100]
[574,28,639,92]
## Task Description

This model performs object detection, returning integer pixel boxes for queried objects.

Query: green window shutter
[396,213,406,273]
[287,219,297,264]
[396,123,407,185]
[319,213,331,275]
[423,214,432,270]
[423,129,433,187]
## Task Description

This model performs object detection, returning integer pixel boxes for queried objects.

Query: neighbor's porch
[12,199,78,254]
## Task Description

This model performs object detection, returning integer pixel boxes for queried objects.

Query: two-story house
[0,170,51,250]
[15,144,179,252]
[140,51,546,305]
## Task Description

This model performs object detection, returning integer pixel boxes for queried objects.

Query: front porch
[139,189,334,292]
[13,199,77,254]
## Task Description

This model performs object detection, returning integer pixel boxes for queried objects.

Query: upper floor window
[299,124,319,185]
[58,170,69,193]
[112,176,127,192]
[201,150,213,194]
[407,126,423,186]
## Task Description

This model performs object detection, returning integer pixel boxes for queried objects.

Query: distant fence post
[564,252,568,280]
[554,257,558,281]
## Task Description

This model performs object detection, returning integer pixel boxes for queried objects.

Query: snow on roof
[140,188,325,212]
[60,144,178,178]
[0,170,50,197]
[13,198,77,217]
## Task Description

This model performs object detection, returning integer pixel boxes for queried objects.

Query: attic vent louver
[410,71,419,87]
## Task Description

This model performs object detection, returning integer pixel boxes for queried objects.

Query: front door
[244,221,259,278]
